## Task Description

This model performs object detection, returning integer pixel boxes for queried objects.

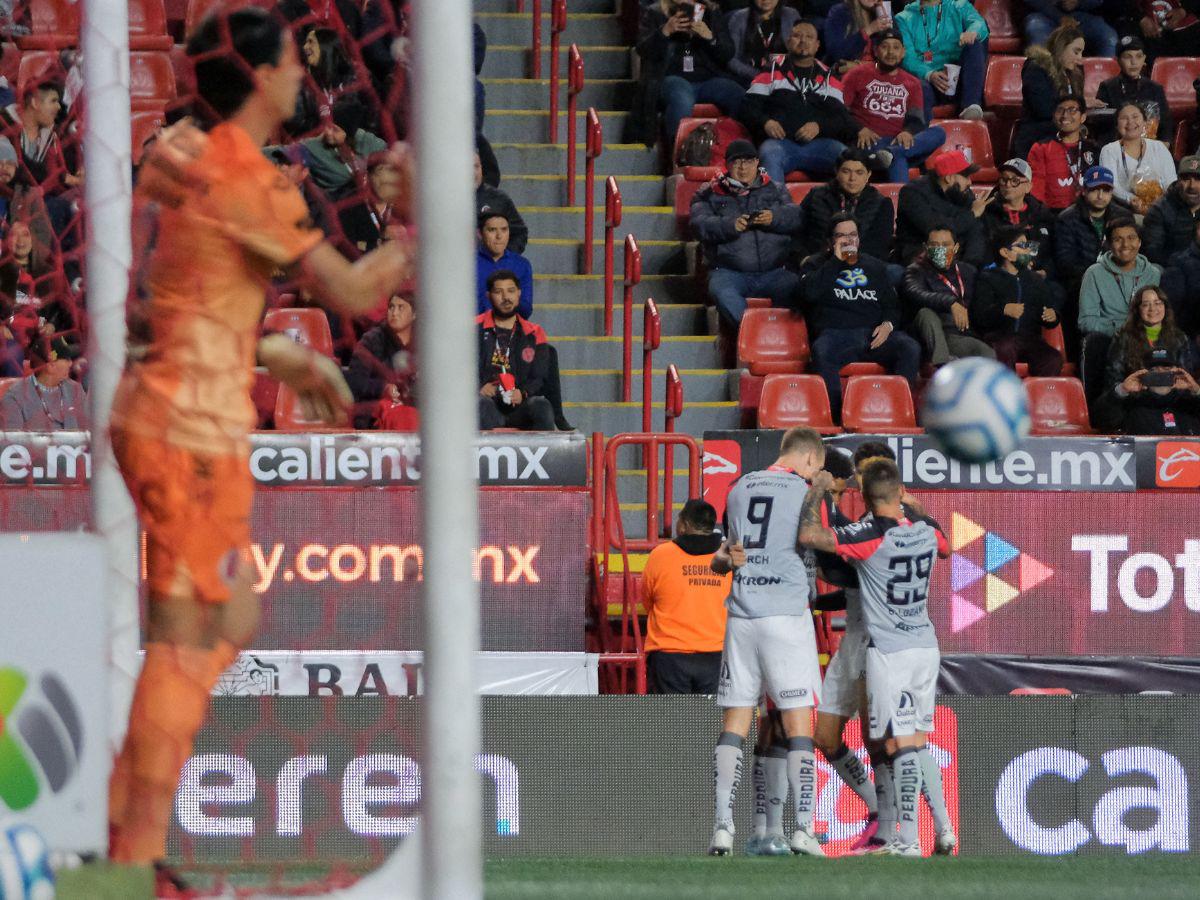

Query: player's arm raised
[296,238,413,319]
[798,471,837,553]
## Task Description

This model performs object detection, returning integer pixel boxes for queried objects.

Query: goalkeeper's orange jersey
[112,122,322,453]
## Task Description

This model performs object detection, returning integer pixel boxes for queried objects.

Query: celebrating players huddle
[708,427,955,858]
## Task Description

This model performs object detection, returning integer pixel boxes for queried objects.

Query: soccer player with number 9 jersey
[800,457,950,856]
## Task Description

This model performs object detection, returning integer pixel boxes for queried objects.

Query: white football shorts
[865,645,939,740]
[820,627,869,719]
[717,613,821,710]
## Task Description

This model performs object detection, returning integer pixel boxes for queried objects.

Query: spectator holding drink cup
[894,0,989,122]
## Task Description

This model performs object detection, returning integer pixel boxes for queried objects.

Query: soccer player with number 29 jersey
[801,457,951,856]
[708,427,827,858]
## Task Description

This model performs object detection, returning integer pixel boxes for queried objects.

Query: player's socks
[712,732,744,830]
[870,748,897,840]
[786,736,816,830]
[764,745,788,835]
[751,755,768,839]
[918,747,952,833]
[892,748,922,847]
[109,642,220,864]
[829,743,877,814]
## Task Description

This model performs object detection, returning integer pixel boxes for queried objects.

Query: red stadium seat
[1082,58,1120,105]
[262,308,335,358]
[1151,57,1200,118]
[975,0,1020,53]
[873,183,902,223]
[737,308,810,375]
[1025,377,1094,435]
[932,119,998,183]
[786,183,819,205]
[185,0,224,36]
[273,385,346,432]
[16,0,79,49]
[131,109,165,165]
[128,0,174,50]
[250,367,279,429]
[758,374,841,433]
[691,103,721,118]
[673,116,752,180]
[839,362,885,377]
[841,375,923,433]
[1014,325,1075,378]
[129,52,177,111]
[984,56,1024,115]
[672,177,704,225]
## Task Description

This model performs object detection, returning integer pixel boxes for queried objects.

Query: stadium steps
[485,44,634,79]
[536,302,706,337]
[483,78,635,110]
[474,11,626,44]
[503,174,666,207]
[521,206,678,241]
[478,0,736,439]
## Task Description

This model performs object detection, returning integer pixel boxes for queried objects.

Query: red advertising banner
[919,492,1200,656]
[0,486,589,652]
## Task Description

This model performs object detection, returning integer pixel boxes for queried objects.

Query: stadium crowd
[636,0,1200,435]
[1,0,1199,436]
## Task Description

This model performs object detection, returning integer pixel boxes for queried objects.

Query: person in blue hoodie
[802,212,921,419]
[476,212,533,319]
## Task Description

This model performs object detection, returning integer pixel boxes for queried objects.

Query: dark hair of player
[486,269,520,292]
[679,498,717,533]
[860,458,904,508]
[852,440,894,468]
[188,7,286,121]
[823,449,855,481]
[779,426,825,460]
[22,80,61,108]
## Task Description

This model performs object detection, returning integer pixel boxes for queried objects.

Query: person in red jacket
[1028,95,1100,212]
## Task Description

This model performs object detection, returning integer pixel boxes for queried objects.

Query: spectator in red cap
[1028,95,1099,212]
[894,147,988,266]
[840,27,946,183]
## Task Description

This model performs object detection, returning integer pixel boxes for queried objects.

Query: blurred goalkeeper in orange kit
[106,6,412,890]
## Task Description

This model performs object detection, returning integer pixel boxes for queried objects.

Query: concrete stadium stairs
[476,0,739,455]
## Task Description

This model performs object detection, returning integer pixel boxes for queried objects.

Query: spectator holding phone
[634,1,742,149]
[1092,285,1200,434]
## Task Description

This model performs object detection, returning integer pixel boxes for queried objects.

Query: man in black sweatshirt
[798,148,895,261]
[739,20,860,184]
[802,212,921,419]
[972,226,1064,377]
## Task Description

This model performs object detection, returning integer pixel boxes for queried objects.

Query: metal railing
[662,365,684,538]
[602,176,621,335]
[565,44,584,203]
[582,107,602,273]
[620,234,640,401]
[530,0,542,79]
[547,0,567,142]
[641,299,660,433]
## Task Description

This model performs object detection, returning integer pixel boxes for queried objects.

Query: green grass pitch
[56,856,1200,899]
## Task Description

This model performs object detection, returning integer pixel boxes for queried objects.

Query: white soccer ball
[0,822,55,900]
[921,357,1030,463]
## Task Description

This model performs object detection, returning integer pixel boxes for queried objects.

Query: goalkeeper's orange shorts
[113,430,252,604]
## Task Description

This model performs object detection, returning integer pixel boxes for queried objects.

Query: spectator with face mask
[1093,284,1200,434]
[476,212,533,319]
[894,148,988,266]
[802,213,921,419]
[979,158,1057,275]
[902,225,994,365]
[972,226,1064,376]
[1028,95,1100,213]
